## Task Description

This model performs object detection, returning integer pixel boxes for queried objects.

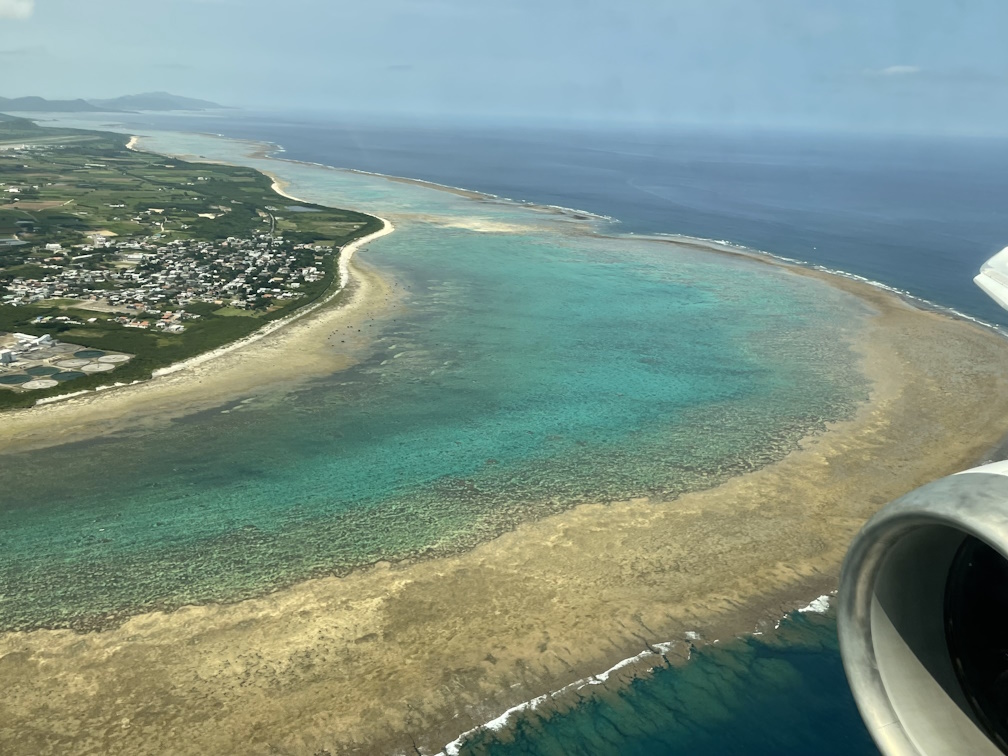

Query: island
[0,92,227,113]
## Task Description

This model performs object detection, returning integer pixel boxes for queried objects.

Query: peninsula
[0,115,382,411]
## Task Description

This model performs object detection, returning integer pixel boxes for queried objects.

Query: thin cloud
[154,61,197,71]
[0,45,43,55]
[859,65,1008,88]
[866,65,921,77]
[0,0,34,20]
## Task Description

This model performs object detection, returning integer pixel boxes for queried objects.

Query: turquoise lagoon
[0,132,871,634]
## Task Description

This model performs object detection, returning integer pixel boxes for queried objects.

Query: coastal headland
[4,135,1008,755]
[0,117,395,452]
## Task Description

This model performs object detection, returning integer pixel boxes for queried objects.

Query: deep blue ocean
[25,110,1008,754]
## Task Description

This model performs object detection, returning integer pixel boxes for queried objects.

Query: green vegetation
[0,116,382,410]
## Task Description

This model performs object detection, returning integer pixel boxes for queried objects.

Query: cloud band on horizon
[0,0,34,20]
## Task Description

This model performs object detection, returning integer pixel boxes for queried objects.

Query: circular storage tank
[21,379,59,390]
[81,362,115,373]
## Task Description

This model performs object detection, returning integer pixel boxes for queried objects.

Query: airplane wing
[974,246,1008,312]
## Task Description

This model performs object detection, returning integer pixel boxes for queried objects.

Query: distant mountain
[0,92,226,113]
[0,96,101,112]
[88,92,226,111]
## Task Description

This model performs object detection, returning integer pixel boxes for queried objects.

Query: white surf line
[35,389,91,406]
[774,590,836,630]
[798,594,832,614]
[435,642,665,756]
[641,232,1008,339]
[340,167,616,222]
[436,592,836,756]
[434,637,688,756]
[810,265,1007,334]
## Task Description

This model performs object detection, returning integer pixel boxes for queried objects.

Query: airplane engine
[838,461,1008,755]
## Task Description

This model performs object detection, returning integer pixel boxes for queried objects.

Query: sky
[1,0,1007,135]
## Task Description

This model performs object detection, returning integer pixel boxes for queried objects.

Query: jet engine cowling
[838,460,1008,755]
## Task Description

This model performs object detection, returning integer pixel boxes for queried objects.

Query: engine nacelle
[839,461,1008,755]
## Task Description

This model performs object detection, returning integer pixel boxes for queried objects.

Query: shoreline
[5,128,1008,754]
[150,214,393,380]
[0,247,398,454]
[0,141,397,455]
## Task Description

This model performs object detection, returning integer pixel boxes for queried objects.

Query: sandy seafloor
[3,128,1008,755]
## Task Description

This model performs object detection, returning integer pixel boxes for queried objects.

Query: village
[1,232,333,327]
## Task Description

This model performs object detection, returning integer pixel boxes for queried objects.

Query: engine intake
[838,461,1008,756]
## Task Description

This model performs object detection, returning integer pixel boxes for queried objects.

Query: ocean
[10,111,1008,754]
[453,611,874,756]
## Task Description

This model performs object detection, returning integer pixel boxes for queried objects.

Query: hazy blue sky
[1,0,1006,134]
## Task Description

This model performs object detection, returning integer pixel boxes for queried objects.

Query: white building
[12,333,53,347]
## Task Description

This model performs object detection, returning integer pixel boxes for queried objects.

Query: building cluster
[0,332,53,365]
[111,309,194,332]
[2,234,333,317]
